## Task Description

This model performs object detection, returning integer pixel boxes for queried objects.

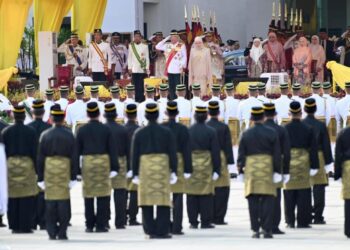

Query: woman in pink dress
[292,36,312,85]
[309,35,326,82]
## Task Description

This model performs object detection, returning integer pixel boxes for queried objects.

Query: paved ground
[0,178,348,250]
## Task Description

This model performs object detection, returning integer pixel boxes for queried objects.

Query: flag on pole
[184,5,192,44]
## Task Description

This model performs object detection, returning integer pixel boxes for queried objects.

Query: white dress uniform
[274,94,292,125]
[137,98,157,126]
[206,96,225,121]
[109,98,124,119]
[108,43,128,73]
[0,93,12,111]
[88,41,109,73]
[224,96,240,124]
[335,94,350,132]
[127,42,150,73]
[65,99,88,128]
[174,96,191,121]
[323,94,337,117]
[311,93,331,125]
[55,98,69,111]
[57,43,88,76]
[155,39,187,74]
[20,97,34,124]
[43,100,55,122]
[157,97,168,123]
[237,96,262,129]
[257,95,270,104]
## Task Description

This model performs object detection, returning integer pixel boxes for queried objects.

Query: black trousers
[272,188,282,230]
[132,73,146,102]
[312,184,326,222]
[113,189,127,228]
[345,200,350,237]
[172,193,183,233]
[114,72,121,80]
[45,200,70,238]
[142,206,170,236]
[84,196,110,230]
[8,196,35,232]
[128,191,139,223]
[247,194,274,233]
[284,188,312,227]
[187,194,213,226]
[213,186,230,224]
[32,192,46,229]
[167,73,181,100]
[92,72,107,81]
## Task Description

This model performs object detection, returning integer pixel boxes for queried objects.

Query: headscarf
[309,35,323,58]
[250,38,264,63]
[194,36,204,50]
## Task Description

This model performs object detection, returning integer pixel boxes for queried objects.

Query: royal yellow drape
[0,0,32,70]
[71,0,107,43]
[326,61,349,91]
[34,0,73,65]
[0,67,18,95]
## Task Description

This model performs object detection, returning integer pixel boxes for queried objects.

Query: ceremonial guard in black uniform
[187,106,221,229]
[2,105,38,233]
[76,102,119,233]
[303,98,333,225]
[163,101,192,235]
[237,106,281,239]
[37,104,78,240]
[104,103,129,229]
[207,101,234,225]
[263,103,291,235]
[334,123,350,238]
[284,101,319,229]
[124,103,141,226]
[131,103,177,239]
[28,99,51,230]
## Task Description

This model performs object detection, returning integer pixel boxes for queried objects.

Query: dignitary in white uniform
[237,84,262,130]
[274,83,292,125]
[128,30,150,102]
[88,29,109,81]
[65,85,87,131]
[206,84,225,121]
[43,89,55,122]
[57,33,88,76]
[257,83,270,104]
[20,84,35,124]
[224,83,240,124]
[335,82,350,132]
[157,84,169,123]
[55,86,70,111]
[310,82,331,125]
[137,86,156,126]
[322,82,337,140]
[108,32,128,80]
[156,30,187,100]
[174,84,191,126]
[108,86,124,121]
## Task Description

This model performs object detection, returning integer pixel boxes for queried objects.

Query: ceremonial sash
[68,45,82,65]
[131,42,146,71]
[266,43,279,64]
[91,42,108,73]
[164,43,182,76]
[23,101,32,119]
[110,44,124,68]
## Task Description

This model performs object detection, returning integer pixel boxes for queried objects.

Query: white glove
[310,169,319,176]
[79,156,83,169]
[324,164,333,174]
[184,173,191,179]
[273,173,282,183]
[283,174,290,184]
[109,171,118,178]
[212,172,219,181]
[77,175,82,181]
[228,164,236,173]
[237,174,244,182]
[37,181,45,190]
[132,176,139,185]
[166,35,171,40]
[126,170,133,179]
[69,180,77,189]
[170,172,178,184]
